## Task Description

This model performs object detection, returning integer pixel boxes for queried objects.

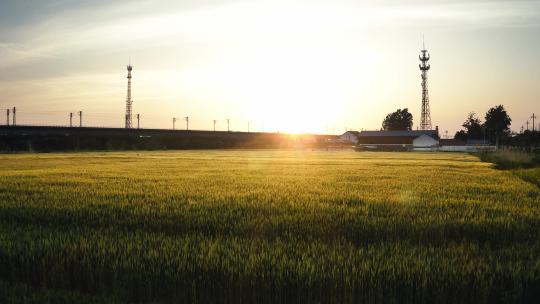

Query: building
[356,129,439,151]
[413,134,439,151]
[438,138,496,152]
[339,131,360,144]
[439,138,467,152]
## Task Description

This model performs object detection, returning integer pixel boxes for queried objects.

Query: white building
[339,131,360,144]
[412,134,439,151]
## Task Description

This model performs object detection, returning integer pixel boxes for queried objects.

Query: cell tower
[419,39,432,130]
[125,64,133,129]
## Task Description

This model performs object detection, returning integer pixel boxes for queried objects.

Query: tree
[382,108,413,131]
[454,130,468,142]
[461,112,484,140]
[484,105,511,144]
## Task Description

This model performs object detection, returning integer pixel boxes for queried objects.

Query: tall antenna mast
[419,37,432,130]
[125,64,133,128]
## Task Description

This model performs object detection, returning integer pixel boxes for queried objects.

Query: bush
[478,150,540,169]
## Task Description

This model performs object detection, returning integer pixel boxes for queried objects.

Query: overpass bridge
[0,126,339,152]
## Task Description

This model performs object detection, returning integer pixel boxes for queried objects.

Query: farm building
[439,138,496,152]
[439,138,468,152]
[356,129,440,151]
[339,131,360,144]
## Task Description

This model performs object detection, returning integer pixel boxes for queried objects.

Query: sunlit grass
[0,151,539,303]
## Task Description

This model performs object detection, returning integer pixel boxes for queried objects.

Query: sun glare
[120,2,379,133]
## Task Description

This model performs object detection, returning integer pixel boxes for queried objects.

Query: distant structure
[356,129,439,151]
[125,64,133,129]
[419,39,431,130]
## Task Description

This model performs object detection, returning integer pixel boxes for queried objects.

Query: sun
[198,44,370,134]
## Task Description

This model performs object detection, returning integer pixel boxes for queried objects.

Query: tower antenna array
[419,38,432,130]
[125,64,133,128]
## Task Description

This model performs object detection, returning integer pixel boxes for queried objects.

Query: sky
[0,0,539,135]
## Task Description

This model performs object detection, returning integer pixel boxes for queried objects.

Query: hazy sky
[0,0,539,134]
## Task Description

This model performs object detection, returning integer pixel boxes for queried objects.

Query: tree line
[381,105,539,148]
[454,105,511,145]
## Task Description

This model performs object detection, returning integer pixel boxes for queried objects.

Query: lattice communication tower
[419,41,431,130]
[125,65,133,129]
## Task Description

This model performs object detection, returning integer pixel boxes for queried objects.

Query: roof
[358,130,439,138]
[440,139,466,146]
[340,131,360,136]
[358,136,415,145]
[413,134,439,147]
[414,134,439,142]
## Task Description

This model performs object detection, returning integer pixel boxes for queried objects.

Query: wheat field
[0,151,539,303]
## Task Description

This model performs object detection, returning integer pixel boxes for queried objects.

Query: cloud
[1,0,536,67]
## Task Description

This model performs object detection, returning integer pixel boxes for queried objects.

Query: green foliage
[382,108,413,131]
[454,106,512,144]
[513,168,540,189]
[507,130,540,148]
[478,150,540,169]
[0,151,539,303]
[455,112,484,141]
[484,105,512,142]
[0,280,117,304]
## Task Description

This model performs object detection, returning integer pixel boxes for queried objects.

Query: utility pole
[136,114,140,129]
[213,120,217,132]
[69,112,73,127]
[445,130,448,139]
[532,113,537,132]
[6,109,10,126]
[184,116,189,130]
[173,117,177,130]
[78,111,82,127]
[526,120,530,131]
[12,107,16,126]
[227,118,230,132]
